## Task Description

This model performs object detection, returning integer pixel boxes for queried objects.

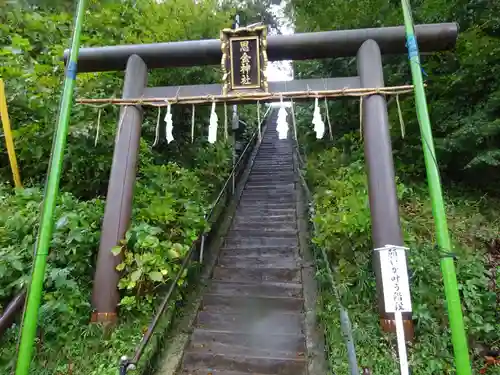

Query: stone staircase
[178,120,307,374]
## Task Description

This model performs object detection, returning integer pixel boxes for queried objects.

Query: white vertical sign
[379,245,412,313]
[377,244,412,375]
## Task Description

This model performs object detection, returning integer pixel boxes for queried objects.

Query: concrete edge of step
[155,120,269,375]
[293,148,329,375]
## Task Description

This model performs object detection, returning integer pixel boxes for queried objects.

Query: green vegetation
[300,141,498,374]
[291,0,500,373]
[292,0,500,188]
[0,0,243,373]
[0,148,235,374]
[1,0,498,374]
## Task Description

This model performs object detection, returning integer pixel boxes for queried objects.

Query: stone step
[237,198,295,206]
[241,189,295,195]
[256,154,292,156]
[224,236,297,248]
[236,214,295,221]
[247,179,295,186]
[180,369,268,375]
[231,222,296,232]
[220,246,298,258]
[187,330,305,359]
[252,161,292,165]
[250,169,293,175]
[237,202,296,210]
[237,205,296,213]
[249,173,292,177]
[195,310,303,334]
[248,176,294,183]
[217,254,298,269]
[233,214,297,224]
[253,158,291,163]
[181,351,306,375]
[251,168,293,173]
[252,166,292,169]
[248,175,294,182]
[252,159,292,163]
[241,190,295,197]
[240,192,295,198]
[201,294,303,314]
[189,330,306,357]
[235,204,297,212]
[212,267,301,283]
[237,205,296,214]
[238,197,295,205]
[226,228,297,238]
[257,149,291,152]
[253,153,291,156]
[208,281,302,298]
[242,186,295,193]
[258,148,288,151]
[259,143,291,145]
[252,163,292,166]
[252,166,291,169]
[258,146,291,150]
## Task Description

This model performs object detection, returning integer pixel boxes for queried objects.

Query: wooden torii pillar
[66,23,458,335]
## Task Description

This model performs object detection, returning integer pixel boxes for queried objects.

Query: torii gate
[66,22,458,337]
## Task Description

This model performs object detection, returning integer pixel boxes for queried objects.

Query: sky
[266,1,294,82]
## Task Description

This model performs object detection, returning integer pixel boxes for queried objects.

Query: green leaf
[119,296,136,306]
[111,246,123,256]
[130,269,142,282]
[55,215,68,229]
[116,263,125,271]
[148,271,163,282]
[167,248,180,259]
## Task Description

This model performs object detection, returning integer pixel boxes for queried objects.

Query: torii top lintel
[66,23,458,73]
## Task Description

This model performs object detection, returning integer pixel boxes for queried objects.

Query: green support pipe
[14,1,87,374]
[399,1,472,374]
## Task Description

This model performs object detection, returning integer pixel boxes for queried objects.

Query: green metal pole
[399,1,472,374]
[15,1,86,374]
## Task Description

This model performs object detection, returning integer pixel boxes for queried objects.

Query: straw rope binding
[77,85,418,107]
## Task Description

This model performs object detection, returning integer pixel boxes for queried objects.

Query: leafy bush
[291,2,500,370]
[0,184,104,371]
[292,0,500,188]
[115,163,209,309]
[0,156,225,373]
[0,0,232,196]
[0,184,104,322]
[305,142,499,374]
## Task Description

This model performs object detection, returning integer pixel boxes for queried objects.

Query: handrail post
[199,234,206,264]
[231,163,236,195]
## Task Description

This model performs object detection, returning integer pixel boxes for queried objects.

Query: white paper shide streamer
[276,98,288,140]
[153,107,161,147]
[208,101,218,144]
[164,102,174,144]
[312,97,325,139]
